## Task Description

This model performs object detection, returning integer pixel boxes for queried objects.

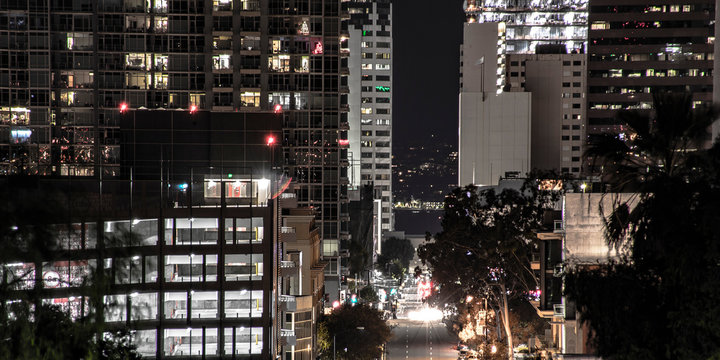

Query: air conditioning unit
[553,220,564,232]
[553,304,565,317]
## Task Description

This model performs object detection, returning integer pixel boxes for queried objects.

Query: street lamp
[334,326,364,360]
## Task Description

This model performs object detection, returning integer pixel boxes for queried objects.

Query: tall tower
[346,0,394,235]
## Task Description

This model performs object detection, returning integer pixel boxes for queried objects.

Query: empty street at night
[386,319,458,360]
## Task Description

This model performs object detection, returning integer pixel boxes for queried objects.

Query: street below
[386,319,458,360]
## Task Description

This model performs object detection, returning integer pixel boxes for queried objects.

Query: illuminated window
[154,17,168,32]
[213,0,232,11]
[154,0,167,12]
[295,56,310,73]
[669,5,680,12]
[154,73,168,89]
[361,42,373,48]
[125,53,151,70]
[240,92,260,107]
[683,5,692,12]
[361,119,372,125]
[65,33,92,50]
[268,55,290,72]
[375,64,390,70]
[213,54,232,70]
[361,63,373,70]
[376,53,391,59]
[361,108,373,115]
[591,22,609,30]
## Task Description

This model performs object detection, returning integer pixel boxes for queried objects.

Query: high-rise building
[586,0,716,137]
[506,50,587,177]
[346,0,393,234]
[464,0,588,54]
[0,0,348,296]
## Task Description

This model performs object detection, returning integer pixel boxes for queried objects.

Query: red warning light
[189,104,197,114]
[119,102,128,113]
[266,135,276,146]
[273,104,283,113]
[338,139,350,146]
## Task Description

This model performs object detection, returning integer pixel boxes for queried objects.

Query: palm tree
[585,92,717,193]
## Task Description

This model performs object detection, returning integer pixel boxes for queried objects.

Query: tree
[0,176,142,359]
[565,92,720,359]
[377,237,415,275]
[358,286,379,303]
[418,178,558,358]
[317,304,392,360]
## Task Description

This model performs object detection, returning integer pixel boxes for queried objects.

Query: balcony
[279,192,298,209]
[280,226,296,243]
[280,260,298,268]
[280,329,296,346]
[280,294,296,312]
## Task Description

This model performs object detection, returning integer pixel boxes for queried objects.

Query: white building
[347,0,394,232]
[459,22,532,187]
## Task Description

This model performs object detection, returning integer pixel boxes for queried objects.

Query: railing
[279,295,296,303]
[281,227,295,234]
[280,260,297,268]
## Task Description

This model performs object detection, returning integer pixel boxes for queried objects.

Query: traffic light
[350,294,358,304]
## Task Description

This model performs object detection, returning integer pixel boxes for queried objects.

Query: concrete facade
[459,92,531,186]
[507,53,588,176]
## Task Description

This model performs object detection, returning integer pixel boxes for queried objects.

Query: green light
[362,30,367,36]
[375,86,390,92]
[228,173,233,178]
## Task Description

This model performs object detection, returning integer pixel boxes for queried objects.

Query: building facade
[0,0,349,282]
[506,51,587,177]
[586,0,716,136]
[279,206,326,360]
[459,22,531,187]
[346,0,393,233]
[1,109,323,359]
[464,0,588,54]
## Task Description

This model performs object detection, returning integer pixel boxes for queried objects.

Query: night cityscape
[1,0,719,359]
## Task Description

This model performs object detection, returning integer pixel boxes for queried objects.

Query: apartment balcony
[280,329,296,346]
[280,294,296,312]
[281,260,299,276]
[280,226,297,243]
[279,192,298,209]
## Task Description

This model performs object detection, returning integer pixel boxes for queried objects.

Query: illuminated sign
[375,86,390,92]
[338,139,349,146]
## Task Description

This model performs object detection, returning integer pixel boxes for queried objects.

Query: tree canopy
[377,237,415,279]
[565,92,720,359]
[317,304,392,360]
[418,178,558,357]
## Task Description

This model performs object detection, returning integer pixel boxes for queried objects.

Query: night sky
[392,0,465,235]
[393,0,465,147]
